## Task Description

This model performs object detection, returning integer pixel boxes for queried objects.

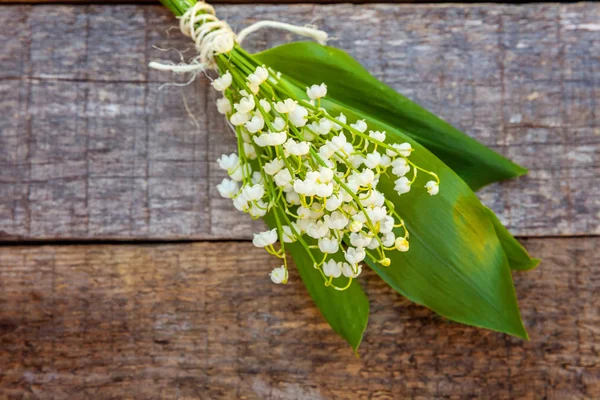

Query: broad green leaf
[259,42,538,275]
[256,42,527,191]
[263,212,369,351]
[260,77,528,338]
[486,207,540,271]
[341,106,528,338]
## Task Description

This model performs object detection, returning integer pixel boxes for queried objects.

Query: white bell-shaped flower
[350,232,372,248]
[348,155,364,169]
[348,219,363,233]
[358,169,375,186]
[217,153,239,171]
[380,154,392,168]
[315,183,334,198]
[325,194,343,211]
[380,216,395,234]
[284,139,310,156]
[216,97,232,115]
[233,195,248,212]
[382,232,396,247]
[251,171,264,185]
[230,112,250,126]
[212,71,232,91]
[367,237,380,250]
[249,200,268,218]
[392,158,411,177]
[282,225,298,243]
[259,99,271,113]
[395,237,410,252]
[331,113,346,131]
[241,183,265,201]
[263,158,285,175]
[216,178,238,199]
[289,105,308,127]
[319,144,335,160]
[306,83,327,100]
[327,211,348,230]
[389,142,412,157]
[318,167,334,183]
[245,115,265,134]
[272,117,286,131]
[234,95,255,114]
[254,130,287,147]
[350,119,368,133]
[248,66,269,86]
[425,181,439,196]
[344,247,366,264]
[243,143,256,160]
[313,118,332,135]
[342,262,362,278]
[306,220,329,239]
[328,133,347,153]
[318,237,339,254]
[367,206,387,222]
[364,152,382,169]
[323,259,343,278]
[394,177,412,195]
[285,190,301,206]
[252,228,278,248]
[274,169,292,187]
[369,130,386,142]
[270,266,288,284]
[274,99,297,114]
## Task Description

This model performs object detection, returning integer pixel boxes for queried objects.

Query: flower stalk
[157,0,441,289]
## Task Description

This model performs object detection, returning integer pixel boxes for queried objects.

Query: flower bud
[395,237,410,252]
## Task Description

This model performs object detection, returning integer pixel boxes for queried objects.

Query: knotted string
[149,1,328,74]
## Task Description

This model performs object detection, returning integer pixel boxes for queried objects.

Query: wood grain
[0,238,597,399]
[1,4,599,241]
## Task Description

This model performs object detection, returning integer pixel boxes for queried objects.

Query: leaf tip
[515,325,530,341]
[350,310,369,354]
[516,164,529,176]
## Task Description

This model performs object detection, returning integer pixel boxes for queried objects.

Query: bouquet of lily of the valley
[151,0,539,351]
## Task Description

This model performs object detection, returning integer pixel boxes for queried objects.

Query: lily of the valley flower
[211,63,440,288]
[323,259,343,278]
[306,83,327,100]
[253,229,278,248]
[212,71,232,91]
[425,181,440,196]
[270,266,288,284]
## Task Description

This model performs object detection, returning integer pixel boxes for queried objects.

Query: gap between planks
[0,234,599,247]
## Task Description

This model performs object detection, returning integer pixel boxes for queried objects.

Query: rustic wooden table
[1,1,598,399]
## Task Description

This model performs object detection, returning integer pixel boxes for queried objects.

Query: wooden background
[0,2,598,399]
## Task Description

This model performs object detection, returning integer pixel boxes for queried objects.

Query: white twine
[148,1,328,74]
[237,20,328,46]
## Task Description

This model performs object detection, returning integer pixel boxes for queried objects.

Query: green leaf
[258,77,528,338]
[342,107,528,339]
[256,42,527,191]
[263,212,369,352]
[485,207,540,271]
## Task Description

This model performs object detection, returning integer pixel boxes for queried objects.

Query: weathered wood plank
[1,4,599,240]
[0,238,597,398]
